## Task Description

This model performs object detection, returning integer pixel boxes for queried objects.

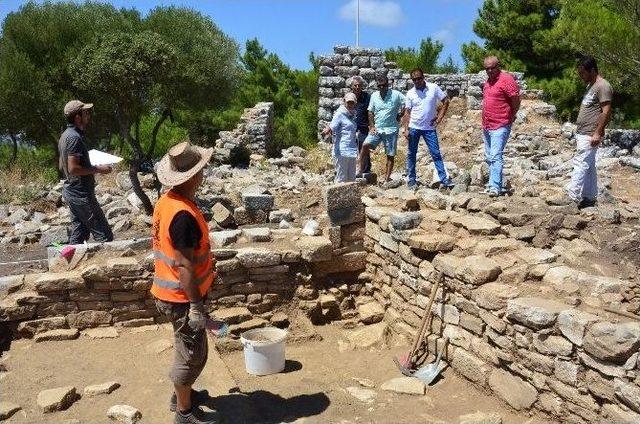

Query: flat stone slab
[34,272,85,292]
[345,386,377,403]
[459,411,503,424]
[346,323,387,349]
[211,230,241,247]
[34,328,79,342]
[456,256,502,285]
[0,401,21,420]
[513,247,558,264]
[107,404,142,423]
[488,370,537,410]
[145,339,173,354]
[242,227,272,242]
[407,233,455,252]
[84,327,119,339]
[380,377,426,395]
[84,381,121,397]
[37,386,79,413]
[235,248,281,268]
[506,297,568,329]
[214,307,252,325]
[451,215,500,235]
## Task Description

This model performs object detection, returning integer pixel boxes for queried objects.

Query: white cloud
[338,0,404,28]
[433,20,457,44]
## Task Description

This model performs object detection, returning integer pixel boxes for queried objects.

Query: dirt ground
[1,324,551,424]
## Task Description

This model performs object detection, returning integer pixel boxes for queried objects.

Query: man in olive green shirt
[565,56,612,208]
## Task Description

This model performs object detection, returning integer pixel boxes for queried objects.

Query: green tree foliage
[385,38,459,73]
[461,0,570,77]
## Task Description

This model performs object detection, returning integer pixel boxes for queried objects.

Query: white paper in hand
[88,149,123,166]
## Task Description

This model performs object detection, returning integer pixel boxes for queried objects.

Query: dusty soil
[1,324,551,424]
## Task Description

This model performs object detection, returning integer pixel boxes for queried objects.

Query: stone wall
[362,200,640,423]
[0,183,371,342]
[214,102,274,163]
[317,45,527,130]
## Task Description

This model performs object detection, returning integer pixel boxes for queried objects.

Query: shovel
[393,278,441,375]
[414,337,449,385]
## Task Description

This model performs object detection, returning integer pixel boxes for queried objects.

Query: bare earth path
[2,325,551,424]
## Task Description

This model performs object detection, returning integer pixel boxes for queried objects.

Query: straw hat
[156,141,213,187]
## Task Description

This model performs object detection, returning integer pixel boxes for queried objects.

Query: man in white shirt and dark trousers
[402,68,454,190]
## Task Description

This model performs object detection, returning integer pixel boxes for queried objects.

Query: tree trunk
[5,133,18,168]
[119,115,153,215]
[145,108,171,161]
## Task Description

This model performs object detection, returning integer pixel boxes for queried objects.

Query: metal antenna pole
[356,0,360,47]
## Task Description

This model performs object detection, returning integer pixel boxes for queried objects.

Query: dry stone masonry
[316,45,527,132]
[214,102,274,163]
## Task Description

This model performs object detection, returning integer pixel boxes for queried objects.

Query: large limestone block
[488,369,537,410]
[235,248,281,268]
[35,272,85,292]
[557,309,599,346]
[506,297,568,329]
[323,182,362,210]
[451,215,500,235]
[473,283,518,311]
[380,377,425,395]
[389,212,423,230]
[451,349,490,386]
[67,311,112,329]
[583,322,640,364]
[456,256,502,285]
[37,386,79,412]
[407,233,455,252]
[297,236,333,262]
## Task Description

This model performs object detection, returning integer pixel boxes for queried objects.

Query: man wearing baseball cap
[58,100,113,244]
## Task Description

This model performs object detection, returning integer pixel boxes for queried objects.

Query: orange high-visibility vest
[151,190,215,303]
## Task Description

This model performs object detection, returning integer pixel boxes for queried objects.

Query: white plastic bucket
[240,327,288,376]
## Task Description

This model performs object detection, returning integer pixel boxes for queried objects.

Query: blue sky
[0,0,484,70]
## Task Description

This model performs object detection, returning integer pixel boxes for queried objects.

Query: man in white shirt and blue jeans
[402,68,454,189]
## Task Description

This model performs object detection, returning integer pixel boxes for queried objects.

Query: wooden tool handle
[408,278,440,360]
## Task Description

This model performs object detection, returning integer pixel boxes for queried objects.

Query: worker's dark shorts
[155,299,208,386]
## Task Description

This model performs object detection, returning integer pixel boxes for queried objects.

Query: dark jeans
[407,128,449,187]
[357,128,371,173]
[63,190,113,244]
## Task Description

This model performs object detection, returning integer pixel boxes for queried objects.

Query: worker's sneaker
[488,188,500,197]
[174,407,219,424]
[170,389,210,412]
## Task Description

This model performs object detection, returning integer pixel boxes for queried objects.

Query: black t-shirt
[58,125,95,197]
[169,211,203,249]
[355,92,371,131]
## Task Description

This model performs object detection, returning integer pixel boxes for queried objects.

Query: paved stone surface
[380,377,426,395]
[37,386,79,413]
[107,404,142,423]
[583,321,640,364]
[488,369,537,410]
[84,381,121,397]
[506,297,568,329]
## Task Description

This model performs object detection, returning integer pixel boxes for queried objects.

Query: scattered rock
[0,402,21,420]
[380,377,426,395]
[107,404,142,424]
[345,386,377,403]
[84,381,121,397]
[37,386,79,413]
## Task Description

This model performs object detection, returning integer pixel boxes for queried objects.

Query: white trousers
[565,134,598,201]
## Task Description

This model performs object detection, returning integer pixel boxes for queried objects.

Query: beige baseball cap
[63,100,93,117]
[344,93,357,103]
